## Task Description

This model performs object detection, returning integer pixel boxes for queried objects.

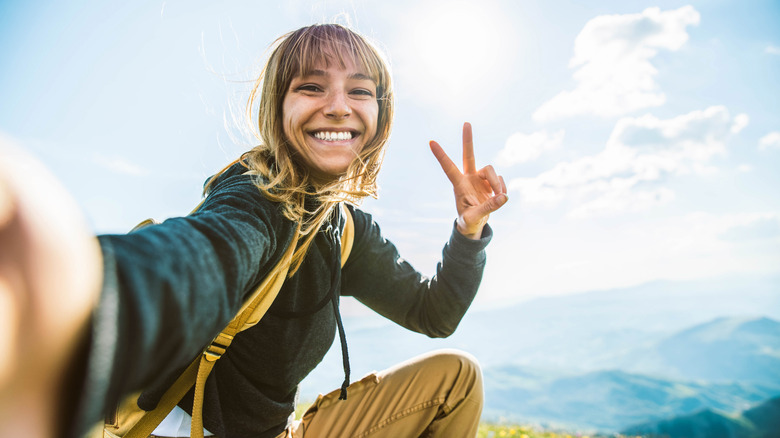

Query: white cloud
[758,131,780,150]
[638,211,780,273]
[730,113,749,133]
[511,106,741,218]
[766,45,780,55]
[737,164,752,173]
[569,187,675,219]
[607,105,732,162]
[718,213,780,241]
[533,6,700,122]
[497,130,564,166]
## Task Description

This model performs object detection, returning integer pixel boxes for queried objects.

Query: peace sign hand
[430,122,509,240]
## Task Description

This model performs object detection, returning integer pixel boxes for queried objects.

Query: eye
[350,88,375,98]
[296,84,322,93]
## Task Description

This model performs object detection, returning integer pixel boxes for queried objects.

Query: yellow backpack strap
[189,205,352,438]
[120,203,354,438]
[188,223,301,438]
[121,224,300,438]
[340,203,354,267]
[130,198,207,233]
[117,358,200,438]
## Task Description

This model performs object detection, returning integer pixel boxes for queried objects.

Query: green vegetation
[477,422,643,438]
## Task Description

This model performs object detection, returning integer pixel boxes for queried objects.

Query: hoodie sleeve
[78,172,294,428]
[340,207,491,338]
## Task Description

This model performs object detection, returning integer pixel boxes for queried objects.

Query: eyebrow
[306,69,376,83]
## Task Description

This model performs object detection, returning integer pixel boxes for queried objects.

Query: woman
[0,24,507,438]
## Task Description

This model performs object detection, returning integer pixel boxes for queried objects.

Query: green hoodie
[76,161,491,438]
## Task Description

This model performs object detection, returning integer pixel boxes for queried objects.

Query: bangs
[279,25,388,90]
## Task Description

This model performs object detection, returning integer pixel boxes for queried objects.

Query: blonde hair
[211,24,394,273]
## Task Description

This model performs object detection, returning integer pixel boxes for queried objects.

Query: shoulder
[341,204,391,265]
[344,204,377,238]
[200,166,282,220]
[190,164,295,249]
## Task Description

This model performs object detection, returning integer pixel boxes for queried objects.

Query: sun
[398,0,514,113]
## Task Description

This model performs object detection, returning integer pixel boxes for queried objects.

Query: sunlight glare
[400,1,513,113]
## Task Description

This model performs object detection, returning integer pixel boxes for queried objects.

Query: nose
[325,90,351,119]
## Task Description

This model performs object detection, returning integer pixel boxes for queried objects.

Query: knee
[425,349,483,396]
[431,349,481,375]
[428,349,484,414]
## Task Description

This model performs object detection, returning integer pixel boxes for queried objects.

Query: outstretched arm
[342,123,506,336]
[0,142,102,438]
[429,122,509,240]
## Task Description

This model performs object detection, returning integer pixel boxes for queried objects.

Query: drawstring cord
[266,216,351,400]
[332,263,350,400]
[332,277,350,400]
[327,221,350,400]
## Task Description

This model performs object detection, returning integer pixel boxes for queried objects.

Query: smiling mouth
[311,130,357,142]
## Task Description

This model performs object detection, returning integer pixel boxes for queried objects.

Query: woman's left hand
[430,122,509,240]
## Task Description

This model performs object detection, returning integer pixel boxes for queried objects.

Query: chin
[308,167,350,184]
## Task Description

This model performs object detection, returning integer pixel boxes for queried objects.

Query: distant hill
[297,275,780,433]
[456,275,780,373]
[303,308,780,397]
[649,317,780,384]
[622,396,780,438]
[482,367,780,432]
[310,275,780,380]
[742,396,780,437]
[477,316,780,431]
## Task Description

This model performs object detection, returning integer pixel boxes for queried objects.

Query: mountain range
[482,365,779,432]
[478,315,780,431]
[639,316,780,384]
[299,274,780,433]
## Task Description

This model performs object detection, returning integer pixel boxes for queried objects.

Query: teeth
[314,131,353,141]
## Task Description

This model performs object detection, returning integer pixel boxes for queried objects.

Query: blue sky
[1,0,778,309]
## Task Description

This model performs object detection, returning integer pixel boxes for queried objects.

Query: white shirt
[153,405,215,437]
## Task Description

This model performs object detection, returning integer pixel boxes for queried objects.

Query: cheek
[280,103,312,156]
[281,103,302,144]
[281,100,291,136]
[364,103,380,137]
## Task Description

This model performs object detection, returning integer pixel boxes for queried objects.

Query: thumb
[460,193,509,231]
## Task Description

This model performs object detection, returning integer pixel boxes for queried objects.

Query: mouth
[310,129,359,142]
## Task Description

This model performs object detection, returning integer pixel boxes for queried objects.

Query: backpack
[94,202,354,438]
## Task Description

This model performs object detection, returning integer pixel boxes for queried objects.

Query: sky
[1,0,779,310]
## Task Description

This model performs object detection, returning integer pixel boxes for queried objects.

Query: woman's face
[282,58,379,181]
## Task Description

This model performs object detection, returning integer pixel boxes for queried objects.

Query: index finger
[462,122,476,174]
[429,140,462,185]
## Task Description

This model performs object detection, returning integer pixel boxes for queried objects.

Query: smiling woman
[0,22,508,438]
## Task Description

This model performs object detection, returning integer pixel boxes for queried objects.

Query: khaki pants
[281,349,483,438]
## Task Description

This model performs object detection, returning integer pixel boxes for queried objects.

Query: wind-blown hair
[209,24,394,273]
